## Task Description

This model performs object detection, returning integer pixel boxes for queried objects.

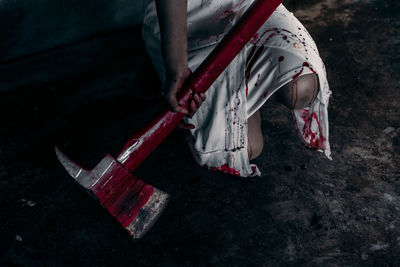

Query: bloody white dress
[142,0,332,177]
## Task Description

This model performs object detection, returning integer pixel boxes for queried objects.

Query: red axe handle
[116,0,282,171]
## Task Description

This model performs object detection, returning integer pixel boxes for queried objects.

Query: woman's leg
[247,110,263,160]
[276,73,320,109]
[247,73,320,160]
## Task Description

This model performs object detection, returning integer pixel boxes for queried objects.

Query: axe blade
[55,146,169,239]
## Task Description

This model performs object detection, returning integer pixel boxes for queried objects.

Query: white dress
[142,0,332,177]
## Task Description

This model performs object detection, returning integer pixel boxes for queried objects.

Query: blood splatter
[210,164,241,176]
[252,28,276,45]
[301,110,325,149]
[302,62,317,73]
[292,62,316,80]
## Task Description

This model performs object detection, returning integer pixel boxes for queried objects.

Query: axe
[56,0,282,239]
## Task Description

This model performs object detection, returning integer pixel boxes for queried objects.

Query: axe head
[55,147,169,239]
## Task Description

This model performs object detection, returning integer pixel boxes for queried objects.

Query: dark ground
[1,0,400,265]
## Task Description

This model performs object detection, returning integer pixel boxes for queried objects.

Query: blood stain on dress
[292,62,316,80]
[252,28,276,45]
[301,109,325,149]
[210,164,240,176]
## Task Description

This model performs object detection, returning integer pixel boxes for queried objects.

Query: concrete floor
[1,0,400,265]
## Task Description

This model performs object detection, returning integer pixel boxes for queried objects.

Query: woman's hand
[164,67,206,129]
[156,0,205,129]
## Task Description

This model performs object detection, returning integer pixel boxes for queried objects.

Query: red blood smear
[301,110,325,150]
[93,165,154,228]
[292,62,316,80]
[210,164,240,176]
[302,62,316,73]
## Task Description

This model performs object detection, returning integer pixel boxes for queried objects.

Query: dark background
[1,0,400,265]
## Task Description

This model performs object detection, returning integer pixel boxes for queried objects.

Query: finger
[188,99,198,117]
[176,105,189,115]
[200,93,206,101]
[166,89,188,115]
[193,94,202,107]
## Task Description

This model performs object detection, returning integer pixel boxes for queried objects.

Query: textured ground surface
[1,0,400,265]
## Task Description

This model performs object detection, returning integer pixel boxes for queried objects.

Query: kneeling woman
[142,0,332,177]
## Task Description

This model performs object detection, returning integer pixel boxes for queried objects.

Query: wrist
[165,65,191,80]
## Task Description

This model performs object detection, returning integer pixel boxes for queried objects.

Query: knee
[277,73,319,109]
